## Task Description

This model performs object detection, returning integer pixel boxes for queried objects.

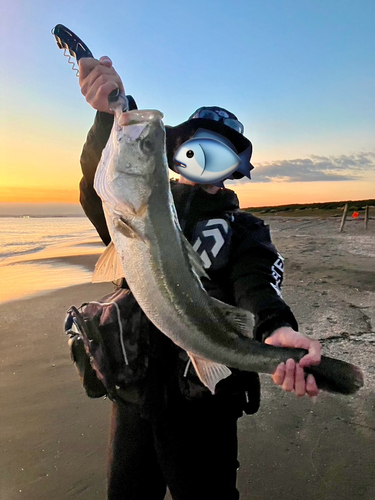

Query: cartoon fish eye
[186,150,194,158]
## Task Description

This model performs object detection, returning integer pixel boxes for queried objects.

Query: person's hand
[78,56,124,114]
[265,326,321,397]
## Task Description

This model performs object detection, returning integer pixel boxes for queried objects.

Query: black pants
[107,394,241,500]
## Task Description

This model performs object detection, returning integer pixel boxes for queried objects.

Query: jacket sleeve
[229,212,298,342]
[79,96,138,245]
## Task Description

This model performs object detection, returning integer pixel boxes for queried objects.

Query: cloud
[249,151,375,183]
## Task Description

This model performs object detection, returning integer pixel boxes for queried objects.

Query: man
[78,56,321,500]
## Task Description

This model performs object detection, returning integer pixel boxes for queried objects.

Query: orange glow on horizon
[0,186,79,204]
[2,172,374,207]
[2,179,374,207]
[0,115,86,204]
[226,178,375,209]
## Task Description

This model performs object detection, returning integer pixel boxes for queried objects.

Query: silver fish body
[93,105,363,395]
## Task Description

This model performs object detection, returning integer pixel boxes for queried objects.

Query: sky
[0,0,374,214]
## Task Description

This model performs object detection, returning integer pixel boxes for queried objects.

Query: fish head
[94,98,167,219]
[173,139,206,179]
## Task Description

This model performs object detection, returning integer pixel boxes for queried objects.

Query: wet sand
[1,216,374,499]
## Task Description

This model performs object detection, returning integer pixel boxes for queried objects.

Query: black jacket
[79,110,298,412]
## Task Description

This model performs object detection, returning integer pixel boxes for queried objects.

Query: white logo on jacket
[192,219,229,269]
[270,254,284,296]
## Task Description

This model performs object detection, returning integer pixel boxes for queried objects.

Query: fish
[92,95,364,395]
[173,130,241,184]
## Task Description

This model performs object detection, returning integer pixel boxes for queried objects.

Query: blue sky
[0,0,374,211]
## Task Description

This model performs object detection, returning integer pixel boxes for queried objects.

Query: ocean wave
[0,217,98,261]
[41,232,93,241]
[0,245,46,261]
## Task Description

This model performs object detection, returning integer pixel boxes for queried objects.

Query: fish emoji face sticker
[173,130,242,184]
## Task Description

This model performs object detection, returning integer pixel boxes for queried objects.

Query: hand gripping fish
[93,95,363,395]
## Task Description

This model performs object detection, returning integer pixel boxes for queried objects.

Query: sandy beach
[1,215,374,500]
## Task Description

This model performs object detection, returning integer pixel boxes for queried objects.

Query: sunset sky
[0,0,374,215]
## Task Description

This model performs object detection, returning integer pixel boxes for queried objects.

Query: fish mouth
[119,109,164,127]
[174,160,187,168]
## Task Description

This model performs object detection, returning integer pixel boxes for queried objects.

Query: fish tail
[305,356,364,395]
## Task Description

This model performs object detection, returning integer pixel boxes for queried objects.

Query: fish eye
[140,138,155,154]
[186,150,194,158]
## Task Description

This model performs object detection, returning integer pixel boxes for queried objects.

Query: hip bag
[64,287,150,401]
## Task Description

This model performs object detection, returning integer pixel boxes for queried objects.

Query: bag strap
[86,301,129,366]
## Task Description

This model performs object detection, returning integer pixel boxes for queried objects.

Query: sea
[0,217,105,304]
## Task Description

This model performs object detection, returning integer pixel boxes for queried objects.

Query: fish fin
[235,146,254,179]
[180,232,210,279]
[211,297,254,338]
[115,217,145,242]
[187,352,232,394]
[136,203,148,217]
[92,242,124,283]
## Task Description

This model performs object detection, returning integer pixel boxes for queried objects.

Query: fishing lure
[51,23,128,110]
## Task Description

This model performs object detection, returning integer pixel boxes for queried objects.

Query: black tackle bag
[64,287,150,401]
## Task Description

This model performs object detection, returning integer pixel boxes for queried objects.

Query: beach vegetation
[244,199,375,217]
